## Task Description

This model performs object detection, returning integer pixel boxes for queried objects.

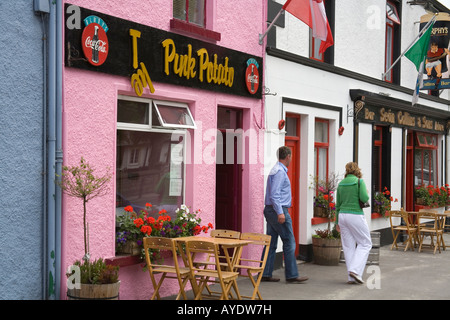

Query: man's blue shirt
[265,162,291,215]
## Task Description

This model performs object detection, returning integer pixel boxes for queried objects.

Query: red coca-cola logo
[245,58,260,95]
[81,19,109,66]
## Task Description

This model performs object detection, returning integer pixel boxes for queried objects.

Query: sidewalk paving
[173,233,450,300]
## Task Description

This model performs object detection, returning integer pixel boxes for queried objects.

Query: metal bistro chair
[185,239,240,300]
[234,233,271,300]
[143,237,191,300]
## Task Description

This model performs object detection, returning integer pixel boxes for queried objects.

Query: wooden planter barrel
[312,237,341,266]
[67,281,120,300]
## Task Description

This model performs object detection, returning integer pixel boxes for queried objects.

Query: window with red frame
[314,119,329,182]
[385,2,400,83]
[173,0,206,27]
[414,132,438,187]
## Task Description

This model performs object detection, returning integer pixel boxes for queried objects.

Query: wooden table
[174,236,252,299]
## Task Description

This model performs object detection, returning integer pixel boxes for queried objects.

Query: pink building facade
[61,1,266,299]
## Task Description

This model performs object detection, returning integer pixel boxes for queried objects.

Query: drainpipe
[47,0,57,299]
[55,0,64,300]
[38,9,48,301]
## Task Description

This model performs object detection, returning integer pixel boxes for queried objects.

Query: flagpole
[381,14,437,80]
[259,8,285,45]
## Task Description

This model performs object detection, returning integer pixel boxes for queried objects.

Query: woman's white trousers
[339,213,372,281]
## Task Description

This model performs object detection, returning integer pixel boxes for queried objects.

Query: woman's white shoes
[349,272,364,284]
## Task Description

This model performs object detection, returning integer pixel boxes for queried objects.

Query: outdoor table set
[390,209,450,254]
[143,230,271,300]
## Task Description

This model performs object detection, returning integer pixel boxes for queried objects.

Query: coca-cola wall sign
[81,15,109,66]
[245,58,260,95]
[65,4,263,99]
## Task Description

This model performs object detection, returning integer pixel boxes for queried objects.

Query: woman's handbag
[358,179,370,209]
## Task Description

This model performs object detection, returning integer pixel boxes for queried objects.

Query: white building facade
[263,0,450,262]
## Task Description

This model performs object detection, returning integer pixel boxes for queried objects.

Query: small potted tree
[59,157,120,300]
[310,173,341,266]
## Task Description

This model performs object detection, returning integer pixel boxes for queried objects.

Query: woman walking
[335,162,372,284]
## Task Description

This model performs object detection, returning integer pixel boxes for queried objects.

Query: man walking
[262,146,308,283]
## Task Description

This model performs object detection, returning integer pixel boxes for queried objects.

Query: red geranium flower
[133,218,144,228]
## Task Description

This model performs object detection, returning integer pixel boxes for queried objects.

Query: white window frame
[116,94,190,207]
[153,99,197,129]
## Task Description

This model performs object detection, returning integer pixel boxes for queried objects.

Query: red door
[285,114,300,256]
[215,108,242,231]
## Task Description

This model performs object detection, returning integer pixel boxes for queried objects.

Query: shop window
[116,96,191,236]
[385,1,400,83]
[314,119,329,182]
[285,116,299,137]
[414,133,438,186]
[117,99,149,125]
[153,100,196,129]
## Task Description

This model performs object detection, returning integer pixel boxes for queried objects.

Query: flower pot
[121,241,142,256]
[312,237,341,266]
[416,198,425,205]
[373,204,380,214]
[67,281,120,300]
[314,207,328,218]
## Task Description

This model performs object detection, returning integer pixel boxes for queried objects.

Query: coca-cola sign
[81,15,109,66]
[245,58,260,95]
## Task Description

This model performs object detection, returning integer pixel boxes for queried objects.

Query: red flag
[282,0,334,54]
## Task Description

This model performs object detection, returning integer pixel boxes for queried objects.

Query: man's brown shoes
[286,276,309,283]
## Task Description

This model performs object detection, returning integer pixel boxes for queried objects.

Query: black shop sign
[359,104,446,134]
[64,4,262,99]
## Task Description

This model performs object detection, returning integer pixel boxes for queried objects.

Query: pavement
[170,233,450,300]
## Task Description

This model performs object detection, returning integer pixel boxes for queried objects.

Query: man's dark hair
[277,146,291,160]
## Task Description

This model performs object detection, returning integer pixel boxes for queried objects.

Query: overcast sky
[438,0,450,9]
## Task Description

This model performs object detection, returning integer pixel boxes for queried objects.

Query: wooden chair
[197,229,241,268]
[143,237,191,300]
[389,209,418,251]
[190,230,241,298]
[443,211,450,233]
[185,239,240,300]
[211,229,241,239]
[417,211,444,254]
[211,229,241,268]
[234,233,271,300]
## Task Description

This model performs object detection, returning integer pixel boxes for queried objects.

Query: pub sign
[65,4,263,99]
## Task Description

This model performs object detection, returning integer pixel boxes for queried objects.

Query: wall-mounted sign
[358,105,446,134]
[419,13,450,91]
[65,4,263,99]
[81,15,109,66]
[245,58,260,95]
